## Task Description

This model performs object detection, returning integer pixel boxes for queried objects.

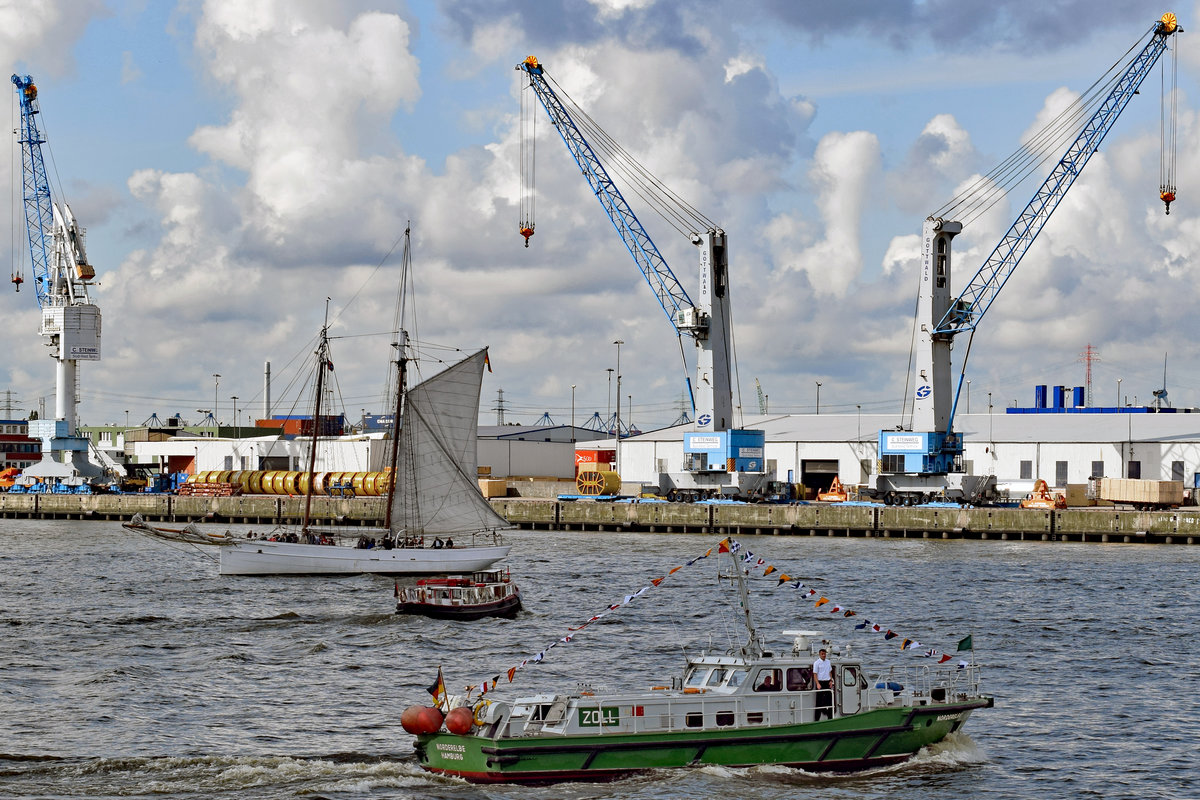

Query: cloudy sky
[1,0,1197,432]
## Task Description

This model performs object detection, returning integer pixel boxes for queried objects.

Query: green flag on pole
[957,635,973,651]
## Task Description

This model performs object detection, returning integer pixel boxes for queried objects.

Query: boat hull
[397,591,522,620]
[415,698,991,784]
[218,542,511,576]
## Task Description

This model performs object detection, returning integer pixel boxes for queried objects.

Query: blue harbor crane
[516,56,733,433]
[874,13,1182,505]
[11,74,104,480]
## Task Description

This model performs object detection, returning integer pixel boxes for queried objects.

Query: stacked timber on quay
[2,492,1200,544]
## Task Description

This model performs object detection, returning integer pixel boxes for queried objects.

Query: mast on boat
[727,551,763,659]
[383,225,414,539]
[301,299,333,538]
[382,329,407,533]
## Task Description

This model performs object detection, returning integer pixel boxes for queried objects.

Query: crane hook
[520,226,534,248]
[1161,189,1175,215]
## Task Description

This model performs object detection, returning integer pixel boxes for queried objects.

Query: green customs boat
[411,552,992,783]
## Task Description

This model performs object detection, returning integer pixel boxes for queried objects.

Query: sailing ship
[404,545,991,783]
[125,231,512,576]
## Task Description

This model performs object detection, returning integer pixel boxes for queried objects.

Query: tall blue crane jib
[517,58,695,327]
[12,74,56,309]
[891,15,1180,481]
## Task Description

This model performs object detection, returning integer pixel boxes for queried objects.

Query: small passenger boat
[403,542,992,783]
[397,569,522,620]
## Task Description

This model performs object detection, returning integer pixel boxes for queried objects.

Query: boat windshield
[726,669,747,688]
[705,668,728,687]
[683,668,708,688]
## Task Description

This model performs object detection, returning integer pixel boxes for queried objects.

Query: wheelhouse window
[684,669,709,688]
[726,669,747,688]
[705,668,728,687]
[786,667,812,691]
[753,668,781,692]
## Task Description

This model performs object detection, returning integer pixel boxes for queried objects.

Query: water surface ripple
[0,520,1196,799]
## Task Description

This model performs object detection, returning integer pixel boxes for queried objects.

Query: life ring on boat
[472,699,492,727]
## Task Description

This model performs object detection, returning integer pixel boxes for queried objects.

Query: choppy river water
[1,519,1197,799]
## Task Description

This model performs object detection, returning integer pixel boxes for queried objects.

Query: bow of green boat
[414,630,991,783]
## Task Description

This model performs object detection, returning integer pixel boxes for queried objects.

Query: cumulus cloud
[5,0,1199,431]
[0,0,106,77]
[769,131,880,297]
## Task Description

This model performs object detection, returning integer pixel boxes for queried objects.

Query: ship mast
[729,552,763,658]
[382,330,407,534]
[301,299,332,538]
[382,225,415,537]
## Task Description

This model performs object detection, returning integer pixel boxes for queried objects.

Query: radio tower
[1079,344,1100,407]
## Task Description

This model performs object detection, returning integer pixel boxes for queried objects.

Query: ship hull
[396,591,522,620]
[416,698,991,784]
[219,541,510,576]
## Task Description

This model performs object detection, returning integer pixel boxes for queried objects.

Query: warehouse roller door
[801,460,839,493]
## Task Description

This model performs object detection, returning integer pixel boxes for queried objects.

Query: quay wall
[2,493,1199,544]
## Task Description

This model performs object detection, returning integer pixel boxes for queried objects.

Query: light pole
[231,396,239,434]
[628,394,632,433]
[212,373,221,429]
[988,391,992,413]
[613,341,624,437]
[606,368,614,432]
[815,382,822,414]
[856,404,861,441]
[1117,377,1122,408]
[124,409,129,428]
[966,379,971,414]
[570,384,576,444]
[613,340,624,476]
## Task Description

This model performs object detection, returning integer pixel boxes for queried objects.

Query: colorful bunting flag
[447,534,968,705]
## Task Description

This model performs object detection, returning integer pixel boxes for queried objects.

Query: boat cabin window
[715,710,735,727]
[684,668,710,688]
[753,668,782,692]
[685,712,703,728]
[705,668,728,687]
[787,667,813,691]
[726,669,747,688]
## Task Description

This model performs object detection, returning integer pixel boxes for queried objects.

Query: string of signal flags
[455,536,974,700]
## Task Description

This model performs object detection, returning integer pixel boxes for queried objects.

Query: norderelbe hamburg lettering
[436,743,466,760]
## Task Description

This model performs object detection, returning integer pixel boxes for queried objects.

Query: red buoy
[400,705,445,735]
[445,706,474,735]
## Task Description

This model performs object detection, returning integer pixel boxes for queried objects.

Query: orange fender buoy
[445,706,474,735]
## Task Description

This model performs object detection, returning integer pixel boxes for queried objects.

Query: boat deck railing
[870,663,984,702]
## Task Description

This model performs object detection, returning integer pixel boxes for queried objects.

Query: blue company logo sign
[697,413,712,426]
[915,385,932,399]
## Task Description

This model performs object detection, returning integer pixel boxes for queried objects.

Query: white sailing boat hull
[219,541,511,576]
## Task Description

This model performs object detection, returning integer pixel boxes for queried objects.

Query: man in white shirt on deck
[813,648,834,720]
